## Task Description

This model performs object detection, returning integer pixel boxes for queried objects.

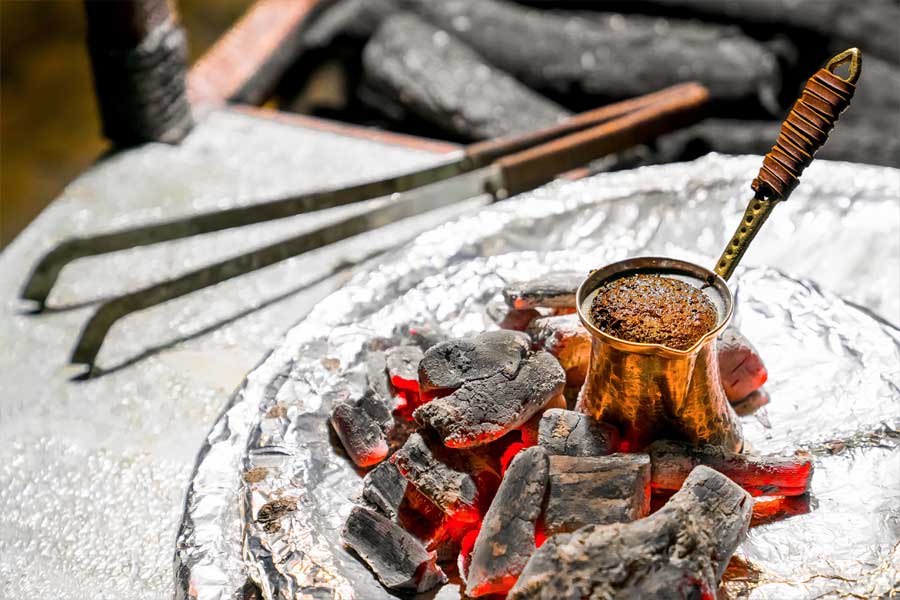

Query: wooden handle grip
[495,83,709,197]
[752,48,860,201]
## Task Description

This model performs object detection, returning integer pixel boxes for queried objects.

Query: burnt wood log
[415,351,566,447]
[537,408,619,457]
[342,505,447,592]
[361,460,408,518]
[385,345,423,391]
[362,13,570,141]
[466,446,549,597]
[330,401,389,467]
[84,0,192,146]
[411,0,780,106]
[528,313,591,386]
[390,432,482,522]
[509,465,753,600]
[648,439,813,496]
[543,454,650,536]
[418,330,531,393]
[718,328,768,403]
[503,271,582,310]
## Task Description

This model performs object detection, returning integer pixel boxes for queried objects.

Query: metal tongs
[22,83,709,372]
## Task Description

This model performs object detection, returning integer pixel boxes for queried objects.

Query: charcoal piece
[537,408,619,457]
[415,351,566,448]
[578,0,900,65]
[390,432,481,522]
[362,13,569,141]
[509,466,753,600]
[412,0,779,105]
[655,118,900,169]
[487,297,541,332]
[406,324,447,351]
[732,388,771,417]
[361,460,408,519]
[648,439,813,497]
[528,314,591,386]
[418,330,531,393]
[342,506,447,592]
[466,446,549,597]
[385,345,423,391]
[502,271,583,310]
[519,393,568,446]
[718,328,768,403]
[365,351,393,417]
[331,401,389,467]
[543,454,650,536]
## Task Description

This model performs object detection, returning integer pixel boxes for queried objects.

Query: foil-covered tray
[175,155,900,599]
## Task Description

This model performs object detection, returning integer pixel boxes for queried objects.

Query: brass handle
[715,48,861,280]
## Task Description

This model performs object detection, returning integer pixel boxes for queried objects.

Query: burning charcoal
[718,328,768,403]
[509,466,753,600]
[648,439,813,497]
[365,351,393,417]
[406,324,447,351]
[413,0,779,106]
[385,345,423,392]
[519,394,568,446]
[418,330,530,393]
[528,314,591,386]
[391,432,481,522]
[342,506,447,592]
[502,271,582,311]
[543,454,650,536]
[415,351,566,448]
[751,494,812,527]
[537,408,619,457]
[466,446,549,597]
[361,460,408,519]
[732,388,771,417]
[362,13,569,141]
[487,297,541,332]
[331,401,389,467]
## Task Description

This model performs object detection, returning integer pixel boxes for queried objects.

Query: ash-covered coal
[342,505,447,592]
[718,328,768,402]
[590,273,718,350]
[330,400,389,468]
[415,350,565,448]
[648,439,813,497]
[503,271,582,310]
[538,408,619,457]
[362,13,569,141]
[528,314,591,387]
[418,330,530,393]
[542,454,651,536]
[384,345,423,392]
[466,446,549,597]
[360,460,408,519]
[509,466,752,600]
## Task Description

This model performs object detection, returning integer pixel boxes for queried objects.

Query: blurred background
[2,0,897,249]
[0,0,250,248]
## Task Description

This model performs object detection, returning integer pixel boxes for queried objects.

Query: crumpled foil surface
[176,155,900,600]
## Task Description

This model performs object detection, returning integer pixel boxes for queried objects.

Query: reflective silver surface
[179,155,900,599]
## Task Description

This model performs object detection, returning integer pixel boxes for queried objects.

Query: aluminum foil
[176,155,900,599]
